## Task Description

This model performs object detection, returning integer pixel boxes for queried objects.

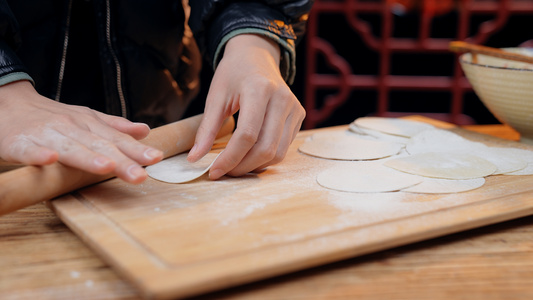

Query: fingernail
[144,148,163,160]
[133,122,150,128]
[128,165,146,179]
[209,168,224,180]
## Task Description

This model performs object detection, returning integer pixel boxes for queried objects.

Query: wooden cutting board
[50,118,533,299]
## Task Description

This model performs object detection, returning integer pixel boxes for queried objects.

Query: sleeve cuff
[213,28,297,85]
[0,72,34,87]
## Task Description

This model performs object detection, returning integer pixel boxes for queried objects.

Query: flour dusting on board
[209,189,284,226]
[327,192,411,214]
[219,201,272,226]
[69,271,80,279]
[326,189,482,226]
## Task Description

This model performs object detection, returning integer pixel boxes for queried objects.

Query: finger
[226,95,305,176]
[29,128,118,175]
[187,99,231,163]
[22,146,59,165]
[95,111,151,140]
[53,125,154,183]
[208,97,268,180]
[251,108,305,172]
[224,102,287,176]
[229,91,305,175]
[82,120,163,166]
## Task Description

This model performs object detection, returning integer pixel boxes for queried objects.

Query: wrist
[224,34,281,66]
[0,80,38,107]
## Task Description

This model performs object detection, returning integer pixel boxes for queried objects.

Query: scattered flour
[84,280,94,288]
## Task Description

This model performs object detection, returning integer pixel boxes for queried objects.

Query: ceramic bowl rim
[459,48,533,73]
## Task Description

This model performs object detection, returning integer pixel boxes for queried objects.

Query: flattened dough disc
[299,135,403,160]
[475,147,527,175]
[406,128,488,155]
[353,117,434,138]
[146,152,220,183]
[402,177,486,194]
[384,152,497,180]
[348,123,410,144]
[317,161,422,193]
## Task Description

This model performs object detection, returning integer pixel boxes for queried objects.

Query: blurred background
[187,0,533,130]
[293,0,533,129]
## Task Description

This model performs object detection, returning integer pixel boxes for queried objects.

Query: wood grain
[0,202,139,300]
[3,120,533,300]
[49,119,533,299]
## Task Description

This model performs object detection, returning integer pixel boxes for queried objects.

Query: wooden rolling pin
[449,41,533,64]
[0,114,235,216]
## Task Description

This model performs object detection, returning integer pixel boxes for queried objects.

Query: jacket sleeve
[188,0,314,84]
[0,0,32,86]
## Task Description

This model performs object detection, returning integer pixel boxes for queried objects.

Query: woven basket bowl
[459,48,533,144]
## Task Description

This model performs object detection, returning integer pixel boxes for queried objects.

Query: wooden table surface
[2,122,533,300]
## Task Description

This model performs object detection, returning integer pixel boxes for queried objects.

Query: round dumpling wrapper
[401,177,486,194]
[406,128,488,155]
[384,152,497,180]
[299,134,403,161]
[317,161,423,193]
[353,117,434,138]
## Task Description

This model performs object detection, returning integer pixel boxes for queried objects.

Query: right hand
[0,80,163,183]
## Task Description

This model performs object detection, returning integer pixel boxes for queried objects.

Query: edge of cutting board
[51,179,533,299]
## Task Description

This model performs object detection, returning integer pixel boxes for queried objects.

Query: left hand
[187,34,305,179]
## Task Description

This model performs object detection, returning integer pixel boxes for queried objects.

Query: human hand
[187,34,306,179]
[0,81,163,183]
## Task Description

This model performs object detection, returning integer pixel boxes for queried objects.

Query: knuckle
[235,127,259,146]
[73,105,98,116]
[299,105,307,118]
[265,145,286,166]
[1,136,26,161]
[58,138,79,154]
[269,151,286,165]
[257,144,278,162]
[251,74,275,87]
[214,153,240,172]
[53,114,77,125]
[90,139,114,151]
[110,131,136,146]
[277,87,295,100]
[247,76,276,96]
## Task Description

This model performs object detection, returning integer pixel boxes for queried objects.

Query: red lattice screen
[303,0,533,129]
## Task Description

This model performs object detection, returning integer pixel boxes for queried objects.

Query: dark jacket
[0,0,313,128]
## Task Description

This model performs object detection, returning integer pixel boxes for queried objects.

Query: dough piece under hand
[146,152,220,184]
[402,177,486,194]
[384,152,497,180]
[299,133,403,161]
[317,161,423,193]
